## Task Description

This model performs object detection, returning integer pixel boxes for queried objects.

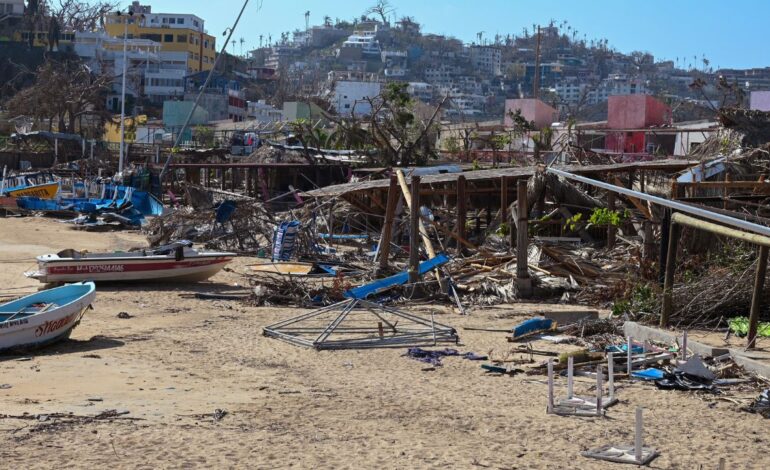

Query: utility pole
[533,25,541,99]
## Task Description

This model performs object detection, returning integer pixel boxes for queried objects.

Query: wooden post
[378,175,400,271]
[408,175,421,285]
[457,175,467,255]
[607,190,616,249]
[660,220,681,327]
[500,176,509,226]
[516,179,532,297]
[396,170,447,292]
[640,171,645,193]
[642,220,654,261]
[659,209,671,285]
[748,245,769,349]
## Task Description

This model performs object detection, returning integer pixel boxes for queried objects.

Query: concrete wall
[750,91,770,111]
[607,95,671,129]
[332,81,381,116]
[504,99,558,130]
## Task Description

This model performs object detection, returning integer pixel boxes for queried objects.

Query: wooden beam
[377,176,400,272]
[748,246,769,349]
[396,169,447,291]
[607,190,616,249]
[457,175,467,255]
[661,221,681,327]
[501,176,510,226]
[408,175,421,285]
[516,179,532,297]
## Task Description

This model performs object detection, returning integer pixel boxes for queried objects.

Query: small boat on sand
[26,241,235,284]
[0,282,95,353]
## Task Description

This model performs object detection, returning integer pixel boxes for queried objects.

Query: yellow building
[104,3,216,74]
[13,31,75,49]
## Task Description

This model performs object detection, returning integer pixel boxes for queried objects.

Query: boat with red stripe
[26,241,235,283]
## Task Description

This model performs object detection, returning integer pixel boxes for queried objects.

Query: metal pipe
[118,14,128,174]
[546,167,770,238]
[672,212,770,247]
[160,0,250,179]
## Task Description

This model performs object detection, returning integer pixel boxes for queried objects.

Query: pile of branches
[143,201,277,252]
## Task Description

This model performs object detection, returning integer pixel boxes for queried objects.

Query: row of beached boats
[1,242,235,353]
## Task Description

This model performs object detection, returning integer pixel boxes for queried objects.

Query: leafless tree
[364,0,393,25]
[6,58,111,136]
[46,0,119,32]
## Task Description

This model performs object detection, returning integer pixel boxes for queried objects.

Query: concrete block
[622,321,729,357]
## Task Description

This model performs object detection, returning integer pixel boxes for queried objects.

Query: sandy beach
[1,217,769,469]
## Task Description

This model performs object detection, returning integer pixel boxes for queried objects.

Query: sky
[126,0,769,70]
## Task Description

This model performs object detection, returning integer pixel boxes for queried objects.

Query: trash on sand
[631,368,665,381]
[741,389,770,418]
[404,348,459,366]
[511,317,556,341]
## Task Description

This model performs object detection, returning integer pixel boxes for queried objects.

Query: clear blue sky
[127,0,766,69]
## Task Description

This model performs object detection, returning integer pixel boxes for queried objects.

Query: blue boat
[0,282,95,352]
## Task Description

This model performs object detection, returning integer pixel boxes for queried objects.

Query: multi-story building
[424,65,461,84]
[0,0,23,16]
[406,82,434,103]
[184,71,247,122]
[469,45,502,76]
[328,72,382,116]
[75,31,187,105]
[550,75,648,106]
[247,100,284,124]
[338,30,381,59]
[104,1,216,74]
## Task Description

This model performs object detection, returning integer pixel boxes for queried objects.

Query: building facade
[104,1,216,74]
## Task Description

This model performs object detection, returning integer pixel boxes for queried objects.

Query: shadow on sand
[0,335,125,361]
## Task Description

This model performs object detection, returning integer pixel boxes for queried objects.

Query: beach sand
[1,217,769,469]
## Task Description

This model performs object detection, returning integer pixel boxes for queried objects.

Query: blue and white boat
[0,282,95,352]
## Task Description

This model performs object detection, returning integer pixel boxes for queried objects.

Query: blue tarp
[511,317,555,340]
[344,253,450,299]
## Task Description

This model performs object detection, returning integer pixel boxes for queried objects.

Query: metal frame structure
[263,298,458,350]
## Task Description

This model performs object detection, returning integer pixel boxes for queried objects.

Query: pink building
[606,95,671,154]
[504,99,558,130]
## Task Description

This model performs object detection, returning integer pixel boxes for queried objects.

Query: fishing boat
[0,171,60,199]
[0,282,95,352]
[26,241,235,284]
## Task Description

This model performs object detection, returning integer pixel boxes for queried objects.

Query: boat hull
[28,256,233,283]
[6,182,59,199]
[0,283,95,353]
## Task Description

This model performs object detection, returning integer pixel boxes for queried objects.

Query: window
[193,20,199,27]
[164,34,173,42]
[168,18,175,24]
[177,34,187,43]
[162,17,167,23]
[177,18,184,24]
[141,33,161,42]
[203,39,208,48]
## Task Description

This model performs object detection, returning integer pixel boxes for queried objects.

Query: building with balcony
[104,1,216,74]
[469,45,502,77]
[184,71,247,122]
[0,0,24,16]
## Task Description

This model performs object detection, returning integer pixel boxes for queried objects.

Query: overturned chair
[262,254,459,350]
